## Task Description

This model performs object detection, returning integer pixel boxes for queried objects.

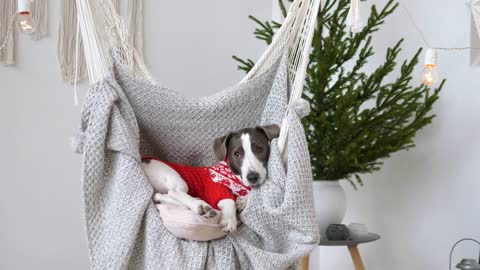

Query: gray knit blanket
[73,53,320,270]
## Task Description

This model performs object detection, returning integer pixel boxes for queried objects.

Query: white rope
[75,0,321,154]
[242,0,320,153]
[242,0,302,82]
[127,0,144,60]
[73,17,81,106]
[76,0,110,84]
[75,0,151,84]
[99,0,151,80]
[278,0,321,154]
[0,0,16,65]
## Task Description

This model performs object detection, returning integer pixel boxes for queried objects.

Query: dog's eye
[234,151,241,157]
[256,146,263,153]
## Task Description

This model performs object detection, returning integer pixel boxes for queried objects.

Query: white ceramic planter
[312,180,347,237]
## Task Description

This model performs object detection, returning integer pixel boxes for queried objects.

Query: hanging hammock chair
[72,0,321,269]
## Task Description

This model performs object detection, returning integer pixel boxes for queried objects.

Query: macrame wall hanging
[57,0,87,84]
[57,0,145,84]
[470,0,480,65]
[30,0,48,40]
[0,0,48,66]
[0,0,16,65]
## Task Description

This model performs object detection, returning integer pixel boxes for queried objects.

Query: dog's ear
[213,133,232,161]
[257,124,280,141]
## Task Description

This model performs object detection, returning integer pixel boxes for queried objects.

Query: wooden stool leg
[348,245,365,270]
[301,255,309,270]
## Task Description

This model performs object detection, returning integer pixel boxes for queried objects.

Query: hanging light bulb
[420,48,438,87]
[17,0,35,35]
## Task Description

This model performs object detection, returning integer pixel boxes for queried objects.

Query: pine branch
[234,0,444,188]
[233,0,292,71]
[232,56,255,72]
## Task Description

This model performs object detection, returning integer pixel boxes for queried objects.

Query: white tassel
[70,130,85,154]
[73,84,79,106]
[346,0,364,33]
[292,98,311,119]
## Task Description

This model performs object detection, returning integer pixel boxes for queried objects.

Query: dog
[141,124,280,234]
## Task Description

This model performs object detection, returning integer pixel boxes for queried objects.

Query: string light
[0,0,36,51]
[420,48,438,87]
[401,4,480,87]
[17,0,35,35]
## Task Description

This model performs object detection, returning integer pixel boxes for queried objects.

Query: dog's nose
[247,172,259,184]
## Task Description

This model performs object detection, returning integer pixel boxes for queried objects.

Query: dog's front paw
[235,196,247,212]
[220,215,237,234]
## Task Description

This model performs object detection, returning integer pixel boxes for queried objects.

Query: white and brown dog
[141,125,280,233]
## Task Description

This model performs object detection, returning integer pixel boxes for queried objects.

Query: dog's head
[213,125,280,187]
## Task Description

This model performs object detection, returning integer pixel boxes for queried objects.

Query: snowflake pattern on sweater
[208,161,251,197]
[143,157,251,210]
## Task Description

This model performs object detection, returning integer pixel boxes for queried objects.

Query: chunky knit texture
[143,157,251,210]
[74,53,320,270]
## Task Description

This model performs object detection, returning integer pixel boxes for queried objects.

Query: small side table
[302,233,381,270]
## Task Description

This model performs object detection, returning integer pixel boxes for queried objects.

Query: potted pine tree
[234,0,443,236]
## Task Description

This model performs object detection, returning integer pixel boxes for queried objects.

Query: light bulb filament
[420,48,438,87]
[420,65,438,87]
[17,0,35,35]
[20,19,33,31]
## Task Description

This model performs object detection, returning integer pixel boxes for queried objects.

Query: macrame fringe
[31,0,48,40]
[127,0,144,60]
[58,0,87,84]
[57,0,141,85]
[74,0,320,151]
[0,0,16,66]
[346,0,363,33]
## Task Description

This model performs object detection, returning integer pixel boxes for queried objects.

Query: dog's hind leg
[154,193,216,218]
[153,193,185,208]
[142,159,216,218]
[168,190,217,218]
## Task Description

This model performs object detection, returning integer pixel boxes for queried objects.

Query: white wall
[0,1,271,269]
[1,0,479,270]
[311,0,480,269]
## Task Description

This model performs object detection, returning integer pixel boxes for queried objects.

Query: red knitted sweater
[143,157,251,210]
